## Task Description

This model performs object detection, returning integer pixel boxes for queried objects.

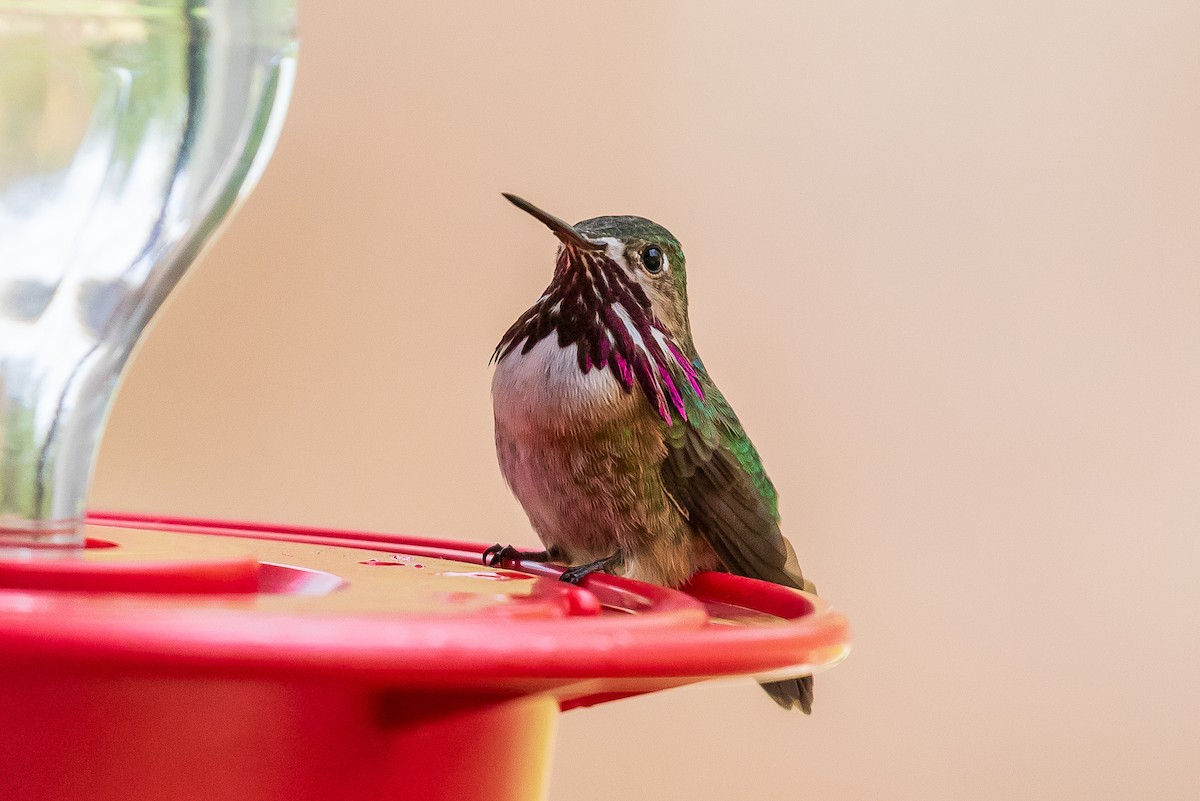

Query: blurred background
[91,1,1200,799]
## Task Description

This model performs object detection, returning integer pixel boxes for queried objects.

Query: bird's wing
[660,377,808,591]
[660,364,816,712]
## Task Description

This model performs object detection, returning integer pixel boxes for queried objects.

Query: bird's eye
[641,245,664,274]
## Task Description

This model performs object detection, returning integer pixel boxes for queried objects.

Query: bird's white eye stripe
[595,236,627,266]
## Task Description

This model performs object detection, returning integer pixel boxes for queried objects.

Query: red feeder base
[0,514,850,801]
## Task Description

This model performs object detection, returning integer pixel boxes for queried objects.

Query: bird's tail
[760,675,814,714]
[755,539,816,713]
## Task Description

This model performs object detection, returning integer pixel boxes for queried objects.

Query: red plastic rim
[0,511,852,696]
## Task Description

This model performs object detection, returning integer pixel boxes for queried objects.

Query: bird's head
[495,194,703,423]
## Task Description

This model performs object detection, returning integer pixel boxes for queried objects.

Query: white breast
[492,336,628,431]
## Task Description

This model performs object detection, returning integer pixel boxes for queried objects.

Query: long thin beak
[502,193,602,250]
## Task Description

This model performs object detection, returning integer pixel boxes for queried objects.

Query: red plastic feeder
[0,512,850,801]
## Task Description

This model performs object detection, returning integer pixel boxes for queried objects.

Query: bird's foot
[558,552,622,585]
[482,544,552,568]
[481,544,516,567]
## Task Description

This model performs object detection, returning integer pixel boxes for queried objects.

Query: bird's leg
[559,552,623,585]
[481,544,555,568]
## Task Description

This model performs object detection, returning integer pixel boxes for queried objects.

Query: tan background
[92,1,1200,799]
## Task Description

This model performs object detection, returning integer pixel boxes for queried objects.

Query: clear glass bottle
[0,0,298,549]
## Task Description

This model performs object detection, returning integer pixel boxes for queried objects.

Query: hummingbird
[486,194,817,712]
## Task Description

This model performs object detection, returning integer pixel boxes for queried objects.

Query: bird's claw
[558,565,591,585]
[482,543,521,568]
[557,552,622,585]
